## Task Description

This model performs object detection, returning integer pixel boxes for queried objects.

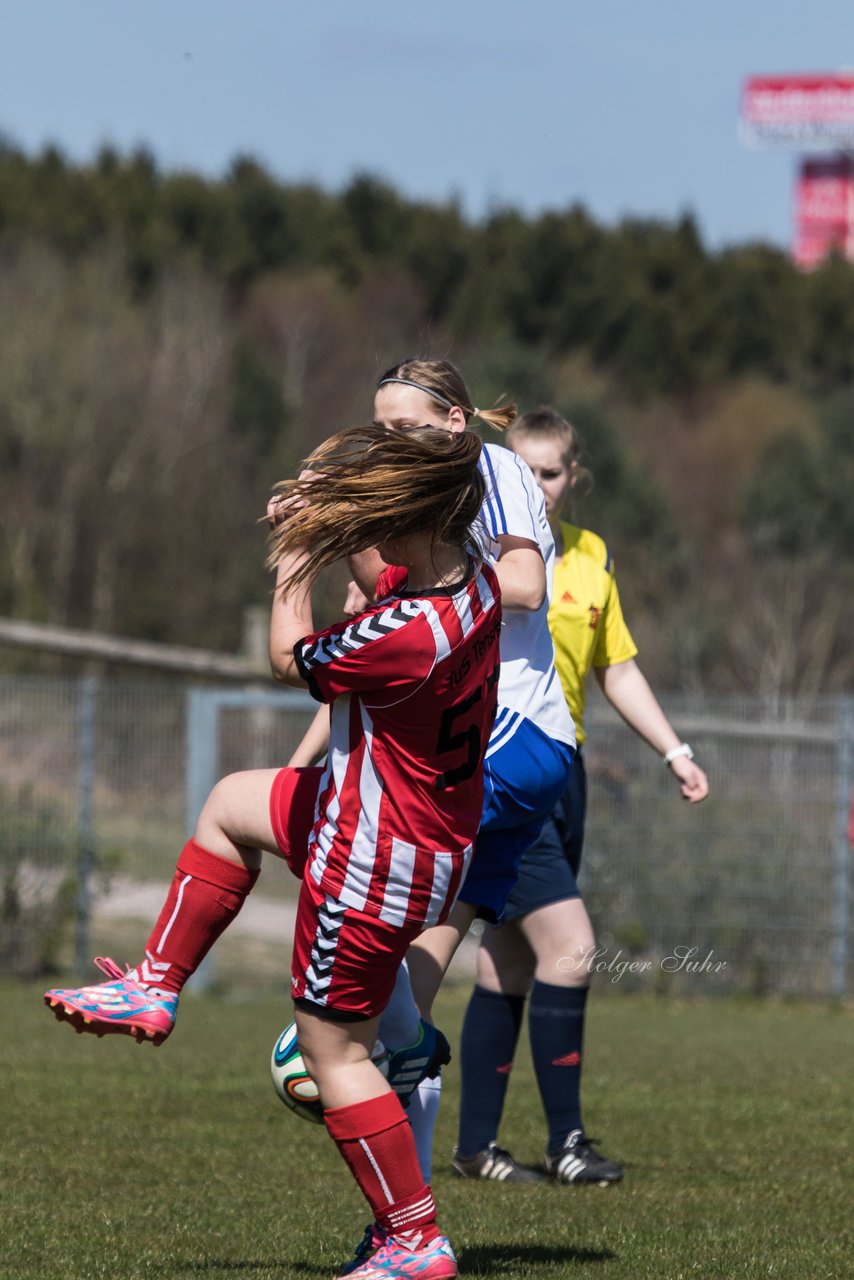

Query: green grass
[2,981,852,1279]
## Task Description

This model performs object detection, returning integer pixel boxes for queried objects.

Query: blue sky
[2,1,853,250]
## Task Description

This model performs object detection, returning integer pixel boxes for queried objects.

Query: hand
[266,493,292,529]
[267,469,318,530]
[669,756,709,803]
[343,580,370,616]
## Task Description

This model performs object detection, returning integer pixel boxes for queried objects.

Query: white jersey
[476,443,576,753]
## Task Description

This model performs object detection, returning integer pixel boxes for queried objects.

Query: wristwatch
[663,743,694,766]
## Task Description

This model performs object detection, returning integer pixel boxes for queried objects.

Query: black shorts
[500,751,587,922]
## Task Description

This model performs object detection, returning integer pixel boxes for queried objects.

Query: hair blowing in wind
[267,424,485,592]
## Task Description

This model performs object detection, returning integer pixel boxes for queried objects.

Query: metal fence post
[832,695,854,999]
[185,688,221,992]
[186,687,220,835]
[74,675,98,981]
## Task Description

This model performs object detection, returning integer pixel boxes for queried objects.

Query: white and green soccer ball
[271,1021,389,1123]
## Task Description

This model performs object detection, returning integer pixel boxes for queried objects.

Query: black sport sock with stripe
[529,980,588,1151]
[456,985,525,1158]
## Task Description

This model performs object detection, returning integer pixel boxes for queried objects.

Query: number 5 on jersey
[435,663,499,791]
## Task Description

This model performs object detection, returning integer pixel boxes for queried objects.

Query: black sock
[456,985,525,1158]
[528,980,588,1152]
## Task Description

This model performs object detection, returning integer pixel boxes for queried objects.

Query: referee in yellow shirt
[453,407,709,1187]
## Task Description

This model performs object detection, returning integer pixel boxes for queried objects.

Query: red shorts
[270,767,420,1019]
[290,873,422,1021]
[269,766,324,878]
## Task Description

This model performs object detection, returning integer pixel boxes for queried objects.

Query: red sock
[324,1092,440,1250]
[137,839,259,995]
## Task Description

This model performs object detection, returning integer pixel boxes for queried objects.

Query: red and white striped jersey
[293,563,501,928]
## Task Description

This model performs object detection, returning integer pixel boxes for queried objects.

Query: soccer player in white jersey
[45,424,501,1280]
[369,360,575,983]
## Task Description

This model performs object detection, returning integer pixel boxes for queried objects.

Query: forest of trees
[0,140,851,696]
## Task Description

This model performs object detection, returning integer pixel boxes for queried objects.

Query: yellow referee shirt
[549,522,638,745]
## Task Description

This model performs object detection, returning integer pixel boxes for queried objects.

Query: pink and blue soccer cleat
[44,957,178,1045]
[337,1234,457,1280]
[338,1223,389,1276]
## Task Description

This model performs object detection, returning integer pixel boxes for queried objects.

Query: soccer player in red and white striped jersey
[45,424,498,1280]
[284,553,500,1020]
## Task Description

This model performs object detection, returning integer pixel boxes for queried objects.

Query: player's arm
[268,549,314,687]
[493,534,546,610]
[287,704,330,767]
[347,549,385,602]
[594,658,709,803]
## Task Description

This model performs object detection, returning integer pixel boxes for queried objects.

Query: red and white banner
[793,233,844,270]
[796,155,853,224]
[793,155,854,268]
[742,75,854,147]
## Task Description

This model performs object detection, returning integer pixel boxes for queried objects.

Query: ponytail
[472,402,518,433]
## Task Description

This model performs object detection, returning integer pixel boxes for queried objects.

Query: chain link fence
[1,675,851,998]
[581,691,852,998]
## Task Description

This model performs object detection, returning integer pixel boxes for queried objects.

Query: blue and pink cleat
[338,1223,389,1276]
[338,1234,457,1280]
[44,957,178,1046]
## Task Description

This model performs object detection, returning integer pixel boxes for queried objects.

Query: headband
[377,377,457,411]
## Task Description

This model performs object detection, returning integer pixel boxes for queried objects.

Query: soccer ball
[271,1021,390,1124]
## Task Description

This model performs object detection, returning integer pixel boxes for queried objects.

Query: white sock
[379,959,422,1049]
[407,1074,443,1183]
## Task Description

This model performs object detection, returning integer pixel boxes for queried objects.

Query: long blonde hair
[267,424,485,592]
[378,357,517,433]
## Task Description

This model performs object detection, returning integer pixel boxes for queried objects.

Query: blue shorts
[457,718,575,921]
[501,751,587,921]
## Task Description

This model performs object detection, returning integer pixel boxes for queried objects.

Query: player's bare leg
[517,898,596,987]
[406,900,478,1020]
[295,1008,384,1110]
[44,769,288,1043]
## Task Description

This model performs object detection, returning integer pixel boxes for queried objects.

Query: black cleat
[544,1130,623,1185]
[384,1019,451,1106]
[452,1140,546,1183]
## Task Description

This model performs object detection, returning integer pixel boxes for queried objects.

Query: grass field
[2,980,852,1280]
